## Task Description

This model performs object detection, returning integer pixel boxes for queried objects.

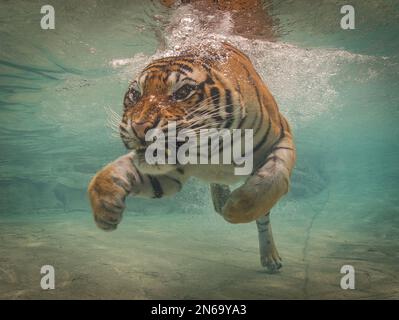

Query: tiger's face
[119,57,241,174]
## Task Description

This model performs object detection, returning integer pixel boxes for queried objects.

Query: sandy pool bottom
[0,209,398,300]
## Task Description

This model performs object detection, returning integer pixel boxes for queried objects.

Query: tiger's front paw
[88,166,130,231]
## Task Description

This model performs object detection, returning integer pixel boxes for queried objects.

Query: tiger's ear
[160,0,191,7]
[160,0,176,7]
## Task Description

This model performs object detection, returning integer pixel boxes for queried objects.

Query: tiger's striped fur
[88,42,296,272]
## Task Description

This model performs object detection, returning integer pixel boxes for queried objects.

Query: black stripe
[176,167,185,174]
[130,122,139,138]
[279,115,285,139]
[175,63,193,74]
[253,114,263,135]
[253,117,272,154]
[256,220,270,226]
[223,118,234,129]
[210,87,220,107]
[119,125,128,134]
[111,176,130,193]
[142,64,168,73]
[136,169,144,184]
[253,86,264,125]
[141,55,206,74]
[211,72,236,126]
[126,171,135,185]
[238,61,267,135]
[197,81,206,91]
[242,63,265,131]
[165,175,183,190]
[147,175,163,198]
[143,60,194,74]
[194,91,205,106]
[247,111,258,129]
[213,113,224,123]
[121,138,130,150]
[217,131,232,154]
[196,61,211,73]
[208,78,223,123]
[224,89,234,128]
[236,83,242,94]
[145,74,157,82]
[225,89,233,114]
[148,56,195,65]
[205,75,215,84]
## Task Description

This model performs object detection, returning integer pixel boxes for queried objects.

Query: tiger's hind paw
[261,253,282,274]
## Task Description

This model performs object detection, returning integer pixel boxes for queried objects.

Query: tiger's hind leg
[210,183,230,215]
[221,132,295,223]
[219,133,295,272]
[211,184,281,273]
[256,212,282,273]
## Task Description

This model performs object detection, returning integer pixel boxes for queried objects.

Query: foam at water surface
[111,3,380,128]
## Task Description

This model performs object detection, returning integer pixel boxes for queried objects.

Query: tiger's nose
[132,121,152,140]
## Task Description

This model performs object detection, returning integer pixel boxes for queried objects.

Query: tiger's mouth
[133,142,183,162]
[132,145,151,159]
[122,139,146,153]
[130,133,188,153]
[134,145,147,152]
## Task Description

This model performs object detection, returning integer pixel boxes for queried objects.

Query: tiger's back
[176,42,295,183]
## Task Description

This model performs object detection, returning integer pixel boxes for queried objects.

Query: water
[0,0,398,299]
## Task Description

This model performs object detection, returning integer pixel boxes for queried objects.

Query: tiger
[88,41,296,273]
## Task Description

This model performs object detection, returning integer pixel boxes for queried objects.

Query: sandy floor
[0,206,398,300]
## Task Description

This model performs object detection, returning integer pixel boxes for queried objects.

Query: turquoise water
[0,0,398,299]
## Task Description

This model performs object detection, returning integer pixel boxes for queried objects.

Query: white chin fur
[133,158,177,175]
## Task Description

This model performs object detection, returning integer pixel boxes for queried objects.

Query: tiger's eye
[128,87,140,103]
[173,84,196,101]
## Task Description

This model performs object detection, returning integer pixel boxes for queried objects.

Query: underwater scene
[0,0,398,299]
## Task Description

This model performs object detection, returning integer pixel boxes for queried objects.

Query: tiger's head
[119,55,242,175]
